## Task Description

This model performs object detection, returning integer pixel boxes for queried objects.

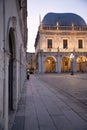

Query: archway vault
[61,56,71,72]
[76,56,87,72]
[45,56,56,73]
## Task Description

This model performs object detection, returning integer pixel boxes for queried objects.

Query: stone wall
[0,0,27,130]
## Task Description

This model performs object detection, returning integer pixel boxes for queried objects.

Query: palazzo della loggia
[35,12,87,73]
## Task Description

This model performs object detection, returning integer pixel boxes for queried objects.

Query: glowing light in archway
[45,57,56,73]
[76,56,87,72]
[61,56,71,72]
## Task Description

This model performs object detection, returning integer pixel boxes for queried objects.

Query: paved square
[11,74,87,130]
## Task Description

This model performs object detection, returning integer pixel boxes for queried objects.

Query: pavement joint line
[35,74,87,123]
[11,74,87,130]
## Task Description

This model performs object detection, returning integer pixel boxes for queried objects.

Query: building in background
[0,0,27,130]
[26,52,35,73]
[35,12,87,74]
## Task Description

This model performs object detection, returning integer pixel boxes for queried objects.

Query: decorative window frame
[47,39,53,49]
[63,39,68,49]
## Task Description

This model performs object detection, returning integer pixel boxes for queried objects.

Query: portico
[35,12,87,74]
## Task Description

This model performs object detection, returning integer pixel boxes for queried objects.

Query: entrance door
[8,56,13,111]
[8,28,14,111]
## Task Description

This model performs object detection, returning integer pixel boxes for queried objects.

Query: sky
[27,0,87,52]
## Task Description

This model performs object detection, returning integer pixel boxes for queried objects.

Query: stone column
[57,55,61,73]
[4,52,9,130]
[56,48,61,73]
[42,55,45,73]
[38,52,41,73]
[13,59,19,110]
[38,50,44,73]
[73,56,76,72]
[56,61,58,73]
[56,55,58,73]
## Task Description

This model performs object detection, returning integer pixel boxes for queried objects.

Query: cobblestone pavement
[11,73,87,130]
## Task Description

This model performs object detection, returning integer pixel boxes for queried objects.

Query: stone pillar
[56,55,61,73]
[73,56,76,72]
[13,59,19,110]
[4,53,9,130]
[38,52,41,73]
[56,61,58,73]
[57,55,61,73]
[42,55,45,73]
[38,50,43,73]
[56,55,58,73]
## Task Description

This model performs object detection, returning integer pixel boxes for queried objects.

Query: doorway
[8,28,15,111]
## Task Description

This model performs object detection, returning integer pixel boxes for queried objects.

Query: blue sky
[27,0,87,52]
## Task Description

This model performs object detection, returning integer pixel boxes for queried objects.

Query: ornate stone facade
[35,13,87,74]
[0,0,27,130]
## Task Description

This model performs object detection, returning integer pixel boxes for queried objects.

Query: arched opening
[45,56,56,73]
[76,56,87,72]
[61,56,71,72]
[8,28,15,112]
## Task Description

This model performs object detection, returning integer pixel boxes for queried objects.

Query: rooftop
[42,12,86,26]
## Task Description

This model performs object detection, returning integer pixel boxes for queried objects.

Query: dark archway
[8,28,15,111]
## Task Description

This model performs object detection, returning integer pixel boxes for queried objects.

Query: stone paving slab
[52,115,75,130]
[12,116,25,130]
[11,74,87,130]
[63,110,87,130]
[11,82,27,130]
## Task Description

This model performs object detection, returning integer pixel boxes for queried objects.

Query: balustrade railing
[41,25,87,31]
[43,48,87,53]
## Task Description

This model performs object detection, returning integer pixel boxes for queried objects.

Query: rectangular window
[78,40,83,48]
[47,39,52,48]
[63,40,68,49]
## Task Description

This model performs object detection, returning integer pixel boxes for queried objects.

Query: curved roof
[42,12,86,26]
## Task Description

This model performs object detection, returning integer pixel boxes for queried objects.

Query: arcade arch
[76,56,87,72]
[45,56,56,73]
[61,56,71,72]
[40,54,87,73]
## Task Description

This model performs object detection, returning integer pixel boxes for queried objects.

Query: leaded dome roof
[42,12,86,26]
